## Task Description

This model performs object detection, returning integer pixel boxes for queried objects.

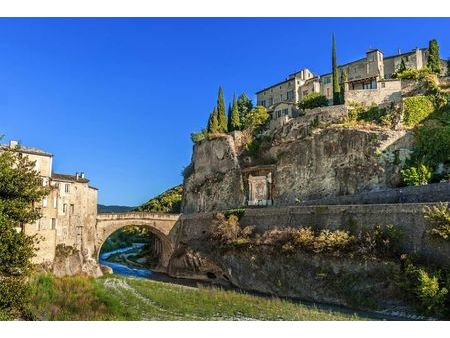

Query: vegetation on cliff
[28,274,363,320]
[0,144,48,319]
[136,184,182,214]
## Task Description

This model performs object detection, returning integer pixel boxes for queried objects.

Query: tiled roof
[52,172,90,183]
[0,143,53,157]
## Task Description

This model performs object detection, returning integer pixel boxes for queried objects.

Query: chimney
[398,48,401,55]
[9,140,18,148]
[80,172,85,179]
[75,172,79,180]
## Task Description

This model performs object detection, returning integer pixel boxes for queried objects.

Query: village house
[257,45,448,126]
[0,140,98,264]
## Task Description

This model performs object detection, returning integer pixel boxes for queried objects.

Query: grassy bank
[28,274,366,320]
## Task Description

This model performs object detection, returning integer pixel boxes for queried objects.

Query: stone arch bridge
[95,212,180,270]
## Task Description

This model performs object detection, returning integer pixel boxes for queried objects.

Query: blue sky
[1,18,449,206]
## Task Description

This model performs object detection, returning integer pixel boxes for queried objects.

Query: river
[99,243,153,278]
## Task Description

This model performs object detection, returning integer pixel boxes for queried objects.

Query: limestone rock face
[182,134,245,213]
[52,245,102,277]
[182,113,415,213]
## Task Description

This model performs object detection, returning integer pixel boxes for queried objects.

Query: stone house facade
[0,141,98,264]
[257,45,448,126]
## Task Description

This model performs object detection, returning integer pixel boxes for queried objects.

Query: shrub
[224,208,246,221]
[313,230,354,254]
[191,129,207,143]
[357,224,403,258]
[403,96,435,127]
[413,124,450,168]
[400,164,432,186]
[423,202,450,241]
[394,68,435,80]
[403,262,448,317]
[298,93,329,111]
[209,213,254,247]
[346,102,391,126]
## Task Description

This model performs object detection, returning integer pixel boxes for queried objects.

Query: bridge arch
[95,212,180,271]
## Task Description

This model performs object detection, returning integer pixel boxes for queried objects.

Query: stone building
[257,44,449,126]
[0,140,98,264]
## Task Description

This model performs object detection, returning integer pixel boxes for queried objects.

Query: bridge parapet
[97,212,181,222]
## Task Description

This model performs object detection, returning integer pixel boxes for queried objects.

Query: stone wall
[299,182,450,206]
[345,79,402,106]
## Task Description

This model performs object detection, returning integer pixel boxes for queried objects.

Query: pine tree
[237,93,253,128]
[427,39,441,74]
[229,95,241,131]
[339,69,348,104]
[332,33,340,105]
[216,86,228,133]
[207,107,219,133]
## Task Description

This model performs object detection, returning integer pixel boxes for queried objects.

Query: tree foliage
[228,95,241,132]
[207,107,219,134]
[216,86,228,133]
[136,185,182,214]
[236,93,253,128]
[0,146,48,318]
[332,33,340,105]
[400,164,432,186]
[427,39,441,74]
[298,92,329,111]
[242,106,269,132]
[339,69,348,104]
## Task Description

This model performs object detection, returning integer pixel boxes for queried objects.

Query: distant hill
[136,184,182,214]
[97,204,135,213]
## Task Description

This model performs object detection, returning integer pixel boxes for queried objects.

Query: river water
[99,243,153,278]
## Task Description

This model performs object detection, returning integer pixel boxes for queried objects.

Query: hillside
[136,184,183,214]
[97,204,135,213]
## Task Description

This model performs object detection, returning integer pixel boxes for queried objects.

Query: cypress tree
[227,103,233,132]
[216,86,228,133]
[339,69,348,104]
[237,93,253,128]
[427,39,441,74]
[332,33,340,105]
[207,107,219,133]
[399,57,407,73]
[447,58,450,76]
[229,95,241,131]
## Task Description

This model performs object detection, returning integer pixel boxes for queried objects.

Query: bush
[209,213,254,247]
[346,102,391,126]
[423,202,450,241]
[298,93,329,111]
[191,129,207,143]
[400,164,432,186]
[414,124,450,168]
[403,262,448,317]
[242,106,269,132]
[357,224,403,258]
[403,96,435,127]
[394,68,435,81]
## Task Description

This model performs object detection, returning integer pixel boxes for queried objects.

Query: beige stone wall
[345,79,402,106]
[256,78,296,108]
[22,152,53,178]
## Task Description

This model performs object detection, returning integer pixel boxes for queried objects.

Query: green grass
[28,273,366,321]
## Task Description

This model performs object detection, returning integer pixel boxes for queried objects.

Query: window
[280,94,283,101]
[323,77,331,85]
[381,82,386,88]
[260,100,266,107]
[282,108,289,116]
[51,218,57,230]
[326,88,330,96]
[65,184,70,193]
[54,182,60,190]
[267,98,273,106]
[70,204,75,214]
[53,197,58,209]
[63,203,67,213]
[287,90,294,100]
[42,197,48,208]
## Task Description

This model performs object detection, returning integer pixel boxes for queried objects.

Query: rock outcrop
[182,109,415,213]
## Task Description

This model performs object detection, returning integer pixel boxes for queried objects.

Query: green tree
[207,107,219,133]
[228,95,241,131]
[243,106,269,132]
[332,33,340,105]
[447,58,450,76]
[298,93,329,111]
[0,145,48,318]
[216,86,228,133]
[399,57,407,73]
[339,69,348,104]
[400,163,432,186]
[427,39,441,74]
[237,93,253,128]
